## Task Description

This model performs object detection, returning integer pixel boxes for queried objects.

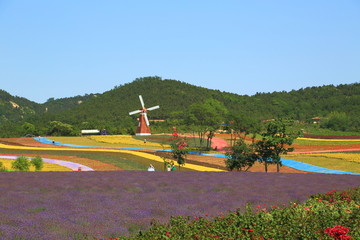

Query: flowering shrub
[170,139,189,166]
[325,225,352,240]
[119,186,360,239]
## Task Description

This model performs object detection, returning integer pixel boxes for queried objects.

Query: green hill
[1,76,359,137]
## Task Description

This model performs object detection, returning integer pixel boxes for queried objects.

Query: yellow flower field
[297,137,360,142]
[88,135,169,148]
[298,153,360,164]
[0,159,72,171]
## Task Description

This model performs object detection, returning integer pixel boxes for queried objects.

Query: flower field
[0,141,222,171]
[0,171,359,239]
[0,158,71,171]
[285,153,360,173]
[302,153,360,164]
[88,135,169,149]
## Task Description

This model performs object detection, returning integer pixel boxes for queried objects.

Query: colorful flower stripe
[0,155,94,171]
[89,135,169,148]
[297,137,360,142]
[295,153,360,164]
[0,158,72,171]
[0,143,223,172]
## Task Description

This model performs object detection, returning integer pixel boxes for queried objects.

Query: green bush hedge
[114,187,360,240]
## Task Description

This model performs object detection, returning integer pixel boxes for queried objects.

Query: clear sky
[1,0,359,103]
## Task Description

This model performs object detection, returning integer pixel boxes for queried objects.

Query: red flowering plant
[170,138,189,168]
[324,225,352,240]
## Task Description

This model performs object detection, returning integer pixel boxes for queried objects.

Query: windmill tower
[129,95,160,136]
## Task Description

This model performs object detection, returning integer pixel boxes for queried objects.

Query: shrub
[31,156,43,171]
[11,156,31,171]
[118,187,360,239]
[0,161,7,171]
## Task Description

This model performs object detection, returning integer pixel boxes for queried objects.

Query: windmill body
[129,95,160,136]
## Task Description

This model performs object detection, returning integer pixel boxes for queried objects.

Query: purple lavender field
[1,171,359,239]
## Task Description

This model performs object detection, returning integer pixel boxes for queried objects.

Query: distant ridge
[0,77,359,136]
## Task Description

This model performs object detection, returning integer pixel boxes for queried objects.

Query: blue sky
[1,0,359,103]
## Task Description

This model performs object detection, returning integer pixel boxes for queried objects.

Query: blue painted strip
[33,137,360,175]
[281,158,360,175]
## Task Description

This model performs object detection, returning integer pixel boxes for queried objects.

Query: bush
[31,156,43,171]
[11,156,31,171]
[118,187,360,239]
[0,161,7,171]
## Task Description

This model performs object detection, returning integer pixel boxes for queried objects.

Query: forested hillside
[0,76,359,137]
[0,90,42,121]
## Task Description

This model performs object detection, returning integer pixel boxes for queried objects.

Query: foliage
[184,98,228,149]
[1,78,360,137]
[11,156,31,171]
[1,171,359,239]
[31,156,44,171]
[225,138,257,171]
[21,122,36,136]
[0,161,7,171]
[120,187,360,240]
[170,138,189,166]
[256,119,299,172]
[47,121,76,136]
[321,111,360,132]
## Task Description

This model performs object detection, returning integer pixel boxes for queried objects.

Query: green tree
[321,112,351,132]
[12,156,31,171]
[256,119,299,172]
[186,99,228,150]
[21,122,36,136]
[47,121,75,136]
[225,138,257,171]
[31,156,43,171]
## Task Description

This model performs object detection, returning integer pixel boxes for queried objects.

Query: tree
[185,99,228,150]
[21,122,36,136]
[170,138,189,169]
[47,121,75,136]
[225,138,257,171]
[31,156,43,171]
[228,114,261,145]
[12,156,31,171]
[256,119,299,172]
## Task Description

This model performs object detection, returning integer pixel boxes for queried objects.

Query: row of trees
[225,119,300,172]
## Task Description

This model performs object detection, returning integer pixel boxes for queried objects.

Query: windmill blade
[144,113,150,126]
[147,105,160,111]
[129,109,142,115]
[139,95,145,108]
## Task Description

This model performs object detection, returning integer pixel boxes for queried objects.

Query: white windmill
[129,95,160,136]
